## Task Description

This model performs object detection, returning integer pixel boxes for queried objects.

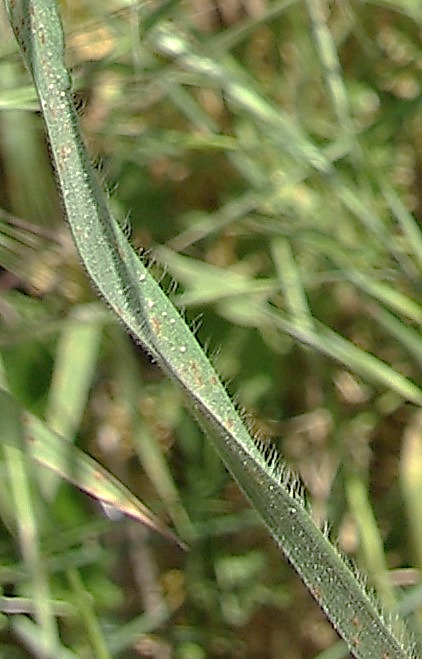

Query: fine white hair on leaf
[189,313,203,336]
[120,212,132,239]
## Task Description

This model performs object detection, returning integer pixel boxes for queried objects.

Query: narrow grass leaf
[43,304,102,496]
[343,271,422,326]
[345,473,396,609]
[305,0,353,133]
[382,182,422,273]
[66,566,111,659]
[0,388,62,656]
[0,387,184,548]
[153,247,422,407]
[5,2,416,657]
[113,331,194,540]
[209,0,299,53]
[400,412,422,571]
[156,244,275,306]
[266,306,422,406]
[271,237,314,330]
[150,24,330,173]
[45,304,102,440]
[10,616,76,659]
[24,411,186,549]
[372,306,422,369]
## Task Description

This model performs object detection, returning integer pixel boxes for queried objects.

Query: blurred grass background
[1,0,422,656]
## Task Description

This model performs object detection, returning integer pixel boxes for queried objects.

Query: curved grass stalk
[4,1,416,657]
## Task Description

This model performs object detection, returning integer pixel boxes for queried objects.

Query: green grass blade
[373,306,422,369]
[156,244,275,306]
[382,182,422,273]
[0,388,64,657]
[0,388,184,548]
[66,567,111,659]
[45,304,102,441]
[345,472,396,609]
[342,271,422,326]
[26,411,185,548]
[150,24,330,174]
[153,247,422,406]
[271,237,314,330]
[400,412,422,571]
[266,307,422,406]
[114,334,194,541]
[10,616,76,659]
[305,0,353,134]
[4,2,416,657]
[209,0,299,53]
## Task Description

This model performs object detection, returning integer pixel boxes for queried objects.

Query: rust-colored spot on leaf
[225,418,235,431]
[189,361,203,387]
[351,615,360,628]
[151,316,161,335]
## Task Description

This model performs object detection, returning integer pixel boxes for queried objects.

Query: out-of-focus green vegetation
[1,0,422,656]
